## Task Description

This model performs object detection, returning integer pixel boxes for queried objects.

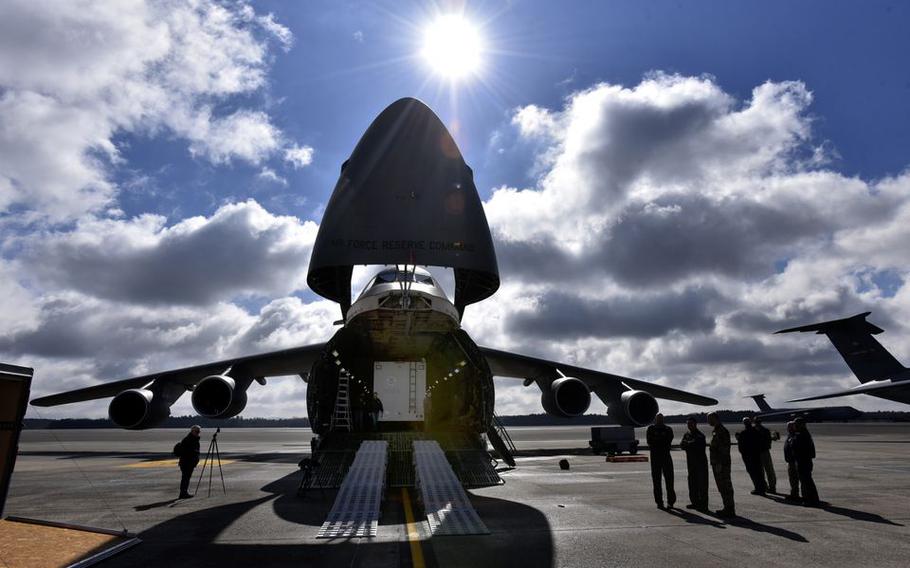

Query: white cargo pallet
[317,441,388,538]
[413,441,489,536]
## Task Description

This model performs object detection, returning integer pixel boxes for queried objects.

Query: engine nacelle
[108,389,170,430]
[191,375,249,419]
[607,390,659,426]
[541,377,591,418]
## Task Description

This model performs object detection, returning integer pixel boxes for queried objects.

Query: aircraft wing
[478,347,717,405]
[787,378,910,403]
[31,343,327,407]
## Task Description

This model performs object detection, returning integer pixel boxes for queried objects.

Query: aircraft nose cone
[346,97,468,174]
[307,97,500,312]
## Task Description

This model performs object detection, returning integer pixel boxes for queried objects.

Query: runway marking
[401,487,426,568]
[121,459,237,468]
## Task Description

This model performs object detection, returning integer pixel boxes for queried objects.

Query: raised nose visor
[307,97,499,318]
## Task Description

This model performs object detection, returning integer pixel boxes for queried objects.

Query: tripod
[195,427,226,497]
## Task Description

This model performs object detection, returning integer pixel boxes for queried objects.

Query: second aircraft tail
[747,394,773,412]
[776,312,906,383]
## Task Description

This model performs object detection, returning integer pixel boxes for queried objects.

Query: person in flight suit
[707,412,735,517]
[783,421,801,501]
[680,416,709,512]
[736,417,768,495]
[176,425,201,499]
[369,392,384,431]
[646,413,676,509]
[794,417,821,506]
[753,416,777,493]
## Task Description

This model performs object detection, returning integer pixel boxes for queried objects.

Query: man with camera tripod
[175,425,201,499]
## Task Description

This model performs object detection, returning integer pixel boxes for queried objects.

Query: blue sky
[3,0,910,418]
[113,1,910,222]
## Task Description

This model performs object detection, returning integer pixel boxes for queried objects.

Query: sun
[420,14,484,80]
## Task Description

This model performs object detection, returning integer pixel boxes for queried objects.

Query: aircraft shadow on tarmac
[125,470,556,568]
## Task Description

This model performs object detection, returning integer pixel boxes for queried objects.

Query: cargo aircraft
[746,394,862,422]
[777,312,910,406]
[32,98,717,459]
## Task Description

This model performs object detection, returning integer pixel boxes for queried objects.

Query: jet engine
[108,388,171,430]
[607,390,659,426]
[541,377,591,418]
[191,375,250,419]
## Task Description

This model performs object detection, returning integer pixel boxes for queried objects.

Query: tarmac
[5,422,910,567]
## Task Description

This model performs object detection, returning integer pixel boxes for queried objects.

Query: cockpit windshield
[359,268,437,296]
[375,270,434,285]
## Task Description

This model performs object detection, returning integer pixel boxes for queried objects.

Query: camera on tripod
[195,427,226,497]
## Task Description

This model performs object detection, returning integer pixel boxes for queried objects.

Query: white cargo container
[373,361,426,422]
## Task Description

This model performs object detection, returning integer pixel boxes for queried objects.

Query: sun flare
[420,14,484,80]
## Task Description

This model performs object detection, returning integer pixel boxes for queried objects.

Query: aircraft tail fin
[775,312,906,383]
[747,394,773,412]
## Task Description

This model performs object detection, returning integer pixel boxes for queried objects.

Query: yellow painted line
[401,487,426,568]
[121,459,236,468]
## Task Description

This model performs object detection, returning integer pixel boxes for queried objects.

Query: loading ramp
[413,441,489,536]
[317,440,388,538]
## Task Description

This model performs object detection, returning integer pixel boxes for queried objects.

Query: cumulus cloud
[4,293,333,418]
[470,73,910,412]
[19,200,317,305]
[0,260,40,336]
[0,0,300,220]
[257,167,287,185]
[508,287,720,339]
[284,144,315,169]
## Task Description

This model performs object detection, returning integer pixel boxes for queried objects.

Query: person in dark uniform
[369,392,384,431]
[177,425,201,499]
[753,416,777,493]
[680,416,709,512]
[707,412,735,517]
[736,417,768,495]
[783,421,801,502]
[646,413,676,509]
[794,417,820,506]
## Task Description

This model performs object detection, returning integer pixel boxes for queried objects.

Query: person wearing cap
[646,413,676,509]
[794,417,820,506]
[753,416,777,493]
[783,421,801,501]
[176,425,201,499]
[680,416,709,512]
[736,416,768,495]
[707,412,735,517]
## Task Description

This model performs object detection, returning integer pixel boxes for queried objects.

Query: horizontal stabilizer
[774,312,883,335]
[788,379,910,402]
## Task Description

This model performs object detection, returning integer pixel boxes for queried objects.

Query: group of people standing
[646,413,821,518]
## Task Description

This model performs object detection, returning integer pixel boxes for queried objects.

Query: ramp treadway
[413,440,489,536]
[317,440,388,538]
